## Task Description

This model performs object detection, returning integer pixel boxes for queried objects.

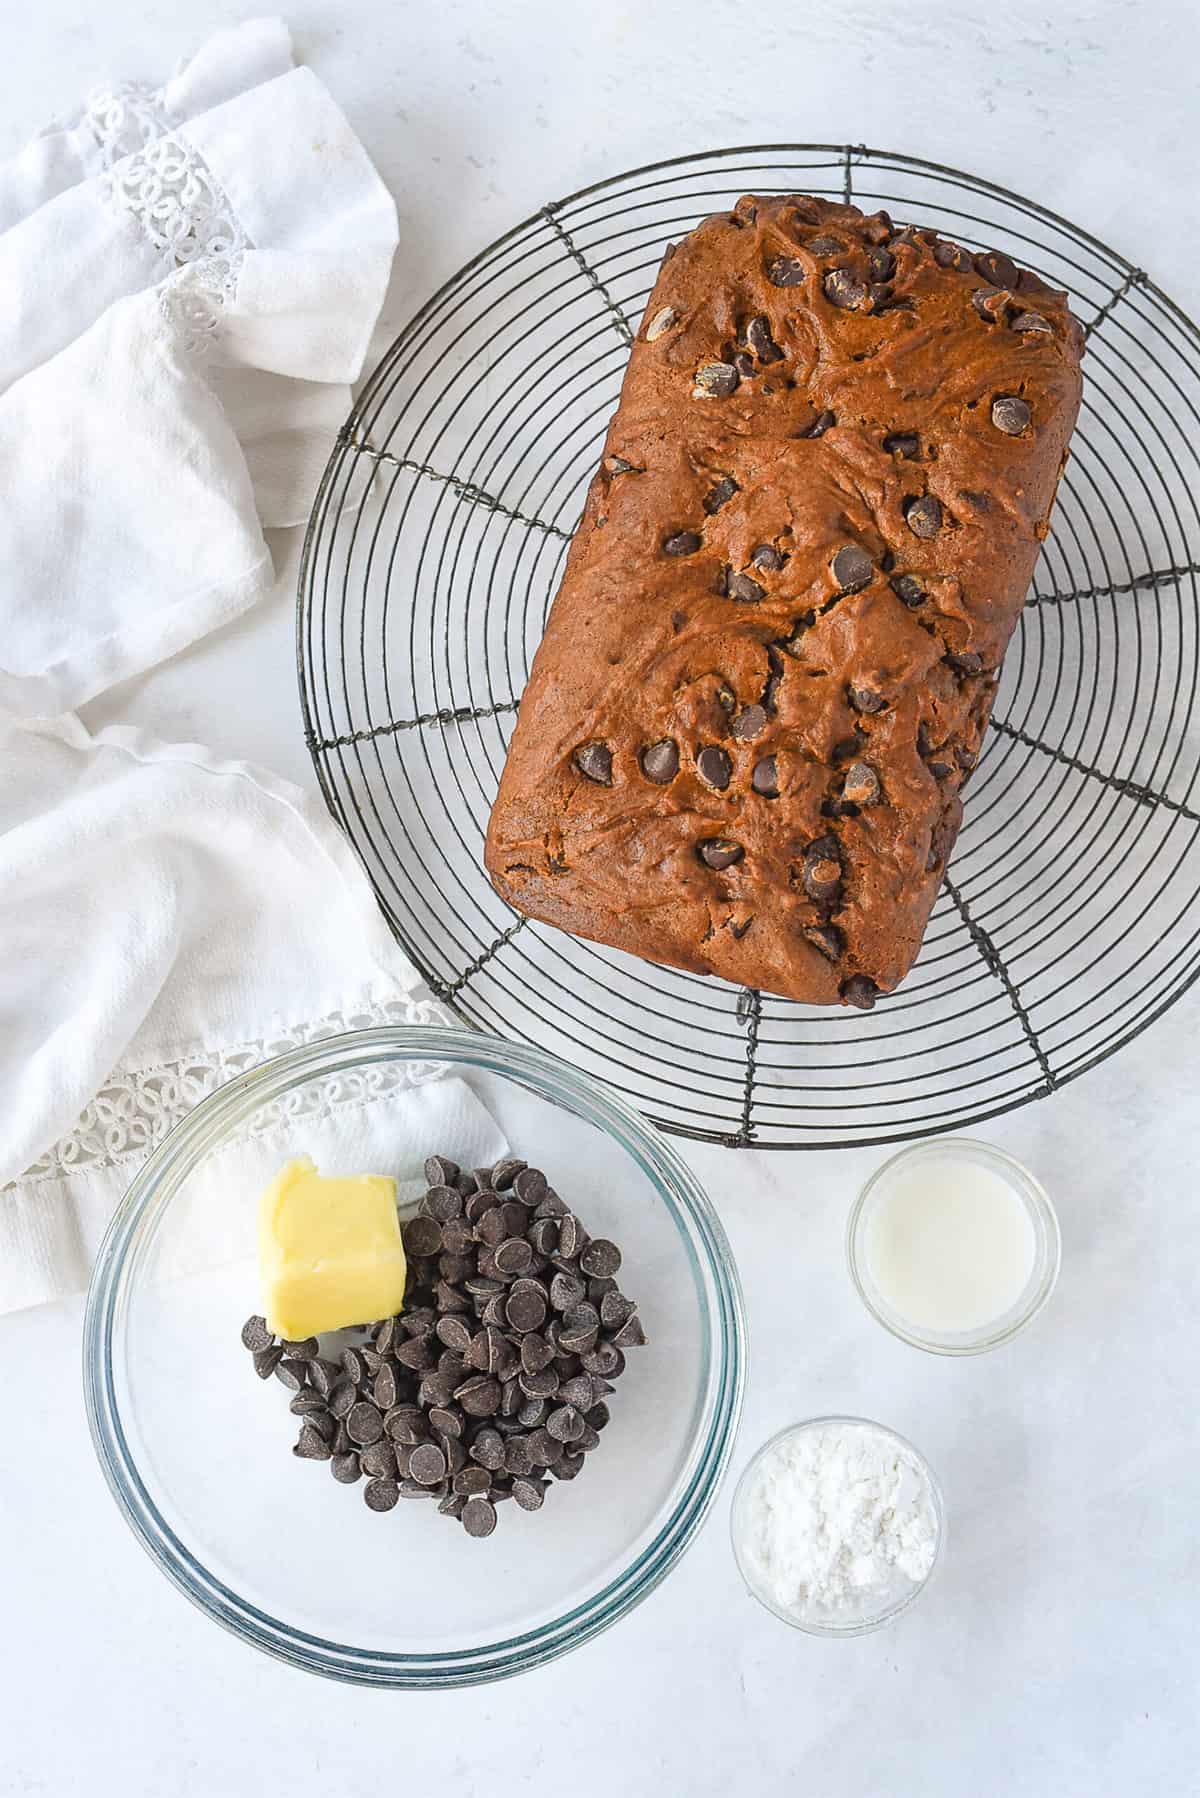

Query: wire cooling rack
[298,145,1200,1149]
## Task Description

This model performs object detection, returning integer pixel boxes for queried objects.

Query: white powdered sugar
[735,1419,940,1626]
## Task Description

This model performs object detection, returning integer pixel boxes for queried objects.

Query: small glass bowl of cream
[846,1138,1060,1355]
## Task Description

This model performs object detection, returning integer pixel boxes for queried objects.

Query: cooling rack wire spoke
[944,880,1057,1094]
[1083,266,1149,339]
[987,718,1200,824]
[542,203,636,346]
[1028,562,1200,606]
[297,145,1200,1147]
[440,918,530,1001]
[735,989,762,1148]
[344,432,573,541]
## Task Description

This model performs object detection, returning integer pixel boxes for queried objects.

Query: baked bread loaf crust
[485,194,1084,1006]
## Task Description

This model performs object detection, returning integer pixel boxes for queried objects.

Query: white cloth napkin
[0,25,489,1315]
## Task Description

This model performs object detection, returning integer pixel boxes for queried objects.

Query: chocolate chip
[703,476,739,514]
[329,1379,358,1420]
[490,1157,527,1192]
[868,247,897,281]
[373,1362,399,1412]
[600,1294,636,1337]
[1010,310,1053,335]
[423,1184,464,1224]
[436,1314,473,1354]
[991,396,1031,435]
[698,838,744,870]
[346,1401,384,1447]
[241,1315,273,1352]
[808,234,844,255]
[697,746,732,790]
[462,1497,498,1538]
[574,741,613,784]
[801,408,836,438]
[331,1452,361,1484]
[360,1440,398,1480]
[947,651,983,676]
[294,1423,332,1462]
[290,1390,329,1419]
[494,1236,533,1277]
[513,1167,547,1206]
[546,1404,585,1445]
[883,432,920,459]
[767,255,806,286]
[579,1238,621,1279]
[744,314,784,362]
[832,545,874,593]
[802,835,842,903]
[384,1402,424,1443]
[403,1215,442,1259]
[974,249,1019,289]
[972,286,1008,322]
[933,240,973,272]
[408,1442,447,1486]
[512,1478,546,1512]
[750,543,786,571]
[804,922,844,961]
[424,1154,459,1187]
[558,1303,601,1354]
[505,1280,548,1334]
[841,974,880,1010]
[364,1477,400,1512]
[281,1336,319,1361]
[645,305,679,341]
[273,1359,310,1394]
[904,495,943,539]
[734,352,756,380]
[693,361,739,398]
[842,761,881,806]
[428,1405,463,1439]
[610,1313,647,1349]
[725,570,766,604]
[663,530,702,556]
[504,1435,535,1477]
[752,756,779,798]
[527,1428,563,1468]
[456,1375,502,1417]
[848,684,887,714]
[823,269,868,309]
[252,1345,282,1380]
[732,704,767,742]
[549,1268,585,1310]
[891,574,925,608]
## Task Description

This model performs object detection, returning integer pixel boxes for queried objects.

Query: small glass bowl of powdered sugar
[730,1416,944,1635]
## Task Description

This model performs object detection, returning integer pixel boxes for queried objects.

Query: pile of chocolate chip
[241,1153,646,1536]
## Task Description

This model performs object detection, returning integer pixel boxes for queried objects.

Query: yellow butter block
[257,1156,406,1339]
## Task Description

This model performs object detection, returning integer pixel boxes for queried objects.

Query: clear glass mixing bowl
[84,1026,746,1686]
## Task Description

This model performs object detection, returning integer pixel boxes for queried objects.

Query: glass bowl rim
[729,1414,946,1637]
[845,1136,1062,1357]
[83,1023,747,1687]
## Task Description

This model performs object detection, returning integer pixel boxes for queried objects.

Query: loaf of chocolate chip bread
[484,194,1084,1007]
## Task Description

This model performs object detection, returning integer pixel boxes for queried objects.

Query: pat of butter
[257,1156,406,1339]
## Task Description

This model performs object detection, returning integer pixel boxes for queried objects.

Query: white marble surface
[4,3,1200,1792]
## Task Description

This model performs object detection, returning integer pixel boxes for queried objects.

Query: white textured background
[3,3,1200,1793]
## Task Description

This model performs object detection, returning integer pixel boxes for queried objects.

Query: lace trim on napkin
[102,133,250,350]
[10,997,449,1189]
[83,79,173,170]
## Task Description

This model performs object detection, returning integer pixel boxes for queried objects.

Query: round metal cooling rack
[298,145,1200,1150]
